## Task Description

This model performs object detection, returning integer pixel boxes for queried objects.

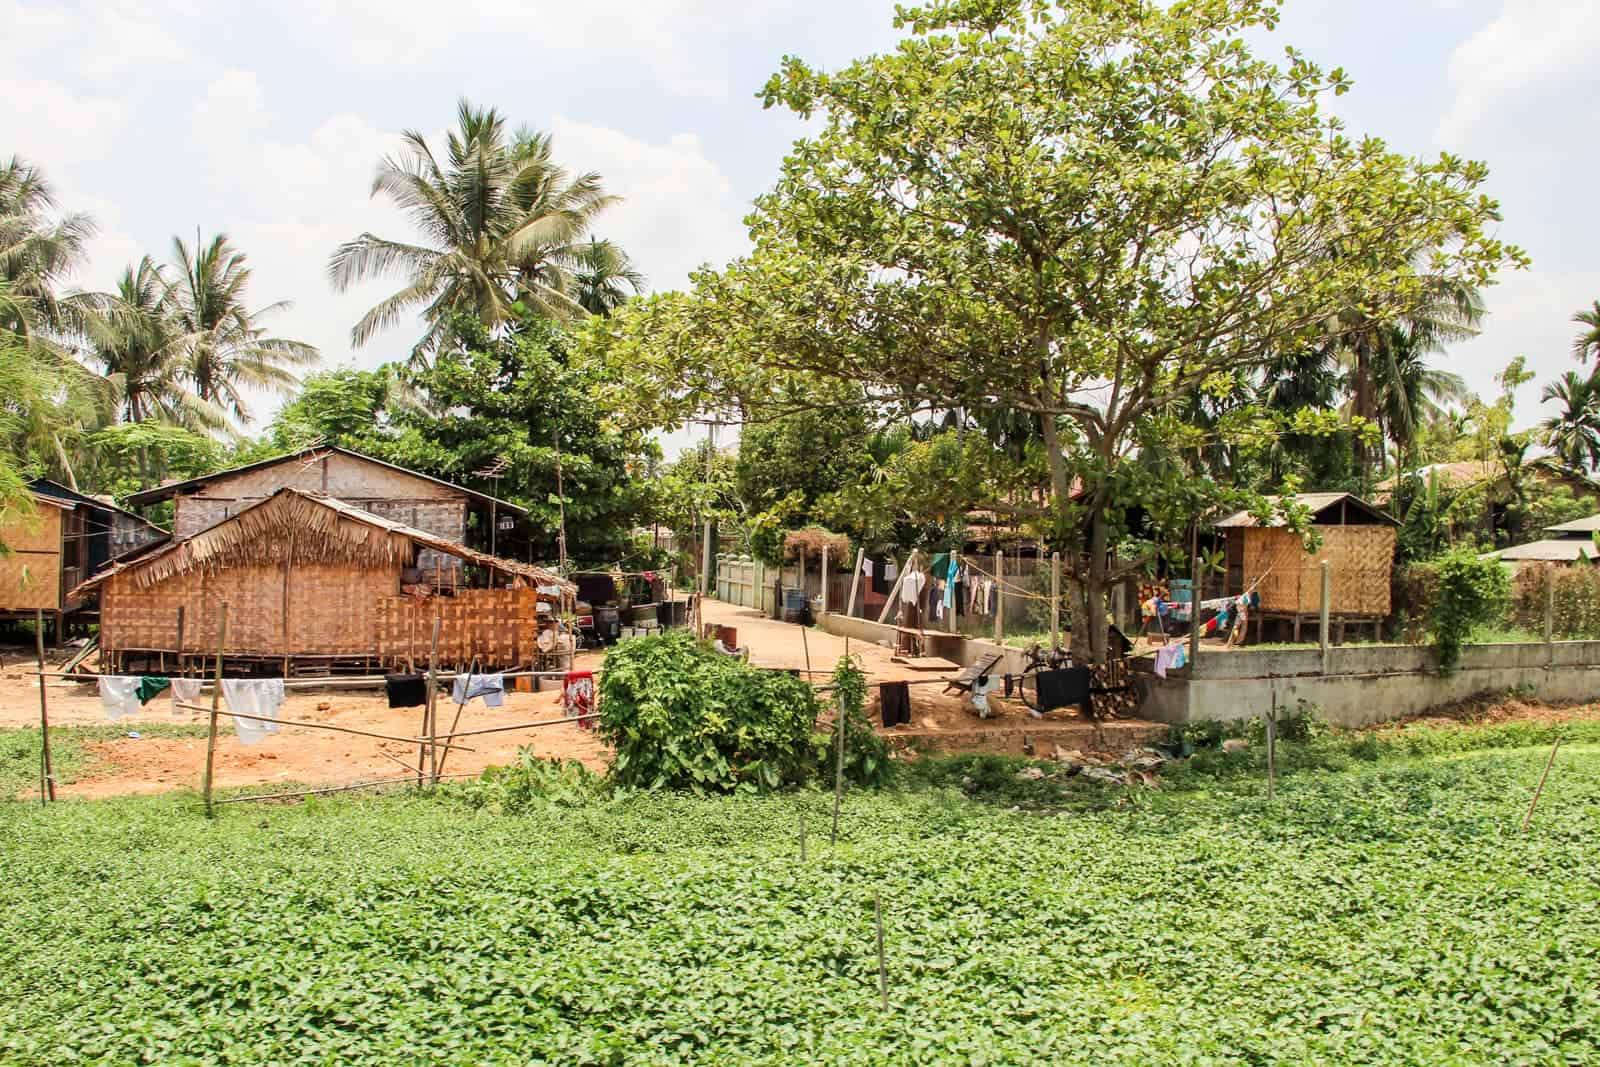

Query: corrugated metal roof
[124,444,528,515]
[1485,539,1599,562]
[1543,513,1600,535]
[1213,493,1396,528]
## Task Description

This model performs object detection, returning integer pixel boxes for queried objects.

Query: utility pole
[473,455,511,559]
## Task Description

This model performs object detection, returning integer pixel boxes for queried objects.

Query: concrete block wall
[1139,640,1600,728]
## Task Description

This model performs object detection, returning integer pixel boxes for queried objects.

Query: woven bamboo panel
[0,506,61,612]
[1242,526,1395,615]
[375,588,541,669]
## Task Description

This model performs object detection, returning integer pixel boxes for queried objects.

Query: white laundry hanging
[221,679,285,745]
[98,676,141,721]
[170,678,204,717]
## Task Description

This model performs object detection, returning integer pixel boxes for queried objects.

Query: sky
[3,0,1596,453]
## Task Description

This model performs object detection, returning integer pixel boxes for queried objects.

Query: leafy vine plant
[1429,547,1509,671]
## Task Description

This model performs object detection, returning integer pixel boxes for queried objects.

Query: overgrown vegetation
[598,630,823,792]
[1428,547,1511,669]
[821,654,893,789]
[3,724,1597,1064]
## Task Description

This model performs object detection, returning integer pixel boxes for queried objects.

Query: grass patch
[1,727,1598,1063]
[0,724,210,798]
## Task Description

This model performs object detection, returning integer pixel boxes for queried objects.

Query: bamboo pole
[433,656,478,779]
[202,603,228,817]
[1050,551,1061,651]
[175,606,186,678]
[1545,569,1555,666]
[213,771,486,806]
[801,623,812,678]
[946,553,958,634]
[35,609,54,804]
[993,550,1004,644]
[428,712,600,741]
[1187,521,1201,668]
[877,551,917,624]
[174,703,475,749]
[417,615,440,787]
[874,888,889,1011]
[1521,739,1563,833]
[831,692,846,845]
[846,548,865,619]
[799,809,807,862]
[820,544,830,615]
[1265,689,1277,801]
[1319,560,1331,675]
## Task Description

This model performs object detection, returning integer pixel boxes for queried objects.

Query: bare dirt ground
[0,650,609,800]
[0,599,1158,799]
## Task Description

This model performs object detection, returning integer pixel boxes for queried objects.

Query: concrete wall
[1138,640,1600,727]
[823,610,1600,728]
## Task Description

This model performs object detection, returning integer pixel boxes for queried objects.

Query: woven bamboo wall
[1241,526,1396,616]
[375,587,542,668]
[100,561,402,656]
[0,506,61,611]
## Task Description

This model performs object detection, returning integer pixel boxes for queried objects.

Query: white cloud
[272,0,790,95]
[551,117,749,293]
[0,75,131,166]
[1436,0,1600,147]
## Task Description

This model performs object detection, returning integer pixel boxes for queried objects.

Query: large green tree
[329,100,634,361]
[597,0,1520,663]
[1572,300,1600,364]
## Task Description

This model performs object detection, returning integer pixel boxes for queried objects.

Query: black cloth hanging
[384,673,427,709]
[1034,667,1091,712]
[879,681,912,727]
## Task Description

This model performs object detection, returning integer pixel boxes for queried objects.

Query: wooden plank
[889,655,961,671]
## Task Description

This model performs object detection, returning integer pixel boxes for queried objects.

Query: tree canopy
[595,0,1523,660]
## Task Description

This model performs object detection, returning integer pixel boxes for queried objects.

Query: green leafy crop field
[2,735,1597,1064]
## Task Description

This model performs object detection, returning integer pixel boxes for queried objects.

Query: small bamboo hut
[1,479,165,640]
[72,488,574,675]
[1214,492,1397,642]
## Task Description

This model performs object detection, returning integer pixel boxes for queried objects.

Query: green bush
[1430,547,1511,670]
[820,655,893,788]
[454,751,604,814]
[598,630,822,792]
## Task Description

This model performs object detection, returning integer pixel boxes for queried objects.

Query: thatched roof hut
[73,489,573,674]
[1214,493,1397,623]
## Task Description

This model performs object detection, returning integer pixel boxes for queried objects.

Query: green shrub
[598,630,821,792]
[1429,547,1510,670]
[454,751,604,814]
[820,655,893,788]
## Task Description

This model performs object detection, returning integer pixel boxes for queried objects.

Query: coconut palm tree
[0,156,94,332]
[1539,370,1600,471]
[572,238,645,316]
[1372,324,1471,469]
[1326,266,1484,469]
[328,99,622,363]
[78,256,223,431]
[1572,301,1600,364]
[167,231,318,423]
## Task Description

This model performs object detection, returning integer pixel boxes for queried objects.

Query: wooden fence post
[1050,551,1061,651]
[821,544,830,615]
[202,603,228,817]
[1545,569,1556,666]
[35,609,54,804]
[993,550,1004,644]
[1319,560,1331,675]
[877,551,917,625]
[847,548,865,619]
[419,614,441,787]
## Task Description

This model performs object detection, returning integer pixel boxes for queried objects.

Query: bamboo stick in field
[202,603,228,817]
[875,889,888,1011]
[831,692,846,845]
[1521,739,1563,833]
[35,609,55,804]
